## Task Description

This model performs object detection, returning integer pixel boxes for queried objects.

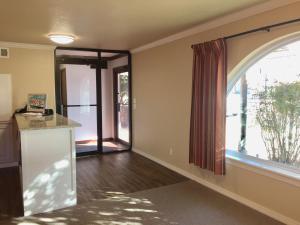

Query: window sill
[226,150,300,187]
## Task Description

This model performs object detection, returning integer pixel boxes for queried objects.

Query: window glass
[226,40,300,169]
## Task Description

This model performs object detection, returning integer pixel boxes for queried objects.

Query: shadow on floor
[1,181,283,225]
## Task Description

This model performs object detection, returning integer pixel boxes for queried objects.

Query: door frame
[57,59,103,156]
[54,47,132,156]
[113,65,130,147]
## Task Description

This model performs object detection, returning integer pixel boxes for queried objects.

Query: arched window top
[228,31,300,92]
[226,34,300,171]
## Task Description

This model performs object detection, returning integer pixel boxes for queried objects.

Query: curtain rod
[191,18,300,47]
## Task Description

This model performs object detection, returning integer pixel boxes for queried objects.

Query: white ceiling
[0,0,271,50]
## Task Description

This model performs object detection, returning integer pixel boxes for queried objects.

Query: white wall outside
[65,64,97,141]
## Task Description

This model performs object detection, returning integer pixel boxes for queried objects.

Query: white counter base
[16,114,80,216]
[21,127,77,216]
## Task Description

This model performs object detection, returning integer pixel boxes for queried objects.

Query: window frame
[226,150,300,187]
[225,33,300,184]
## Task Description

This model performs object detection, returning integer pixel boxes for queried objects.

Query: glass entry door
[55,48,132,155]
[60,64,99,155]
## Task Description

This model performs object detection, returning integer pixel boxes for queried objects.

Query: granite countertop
[15,113,81,131]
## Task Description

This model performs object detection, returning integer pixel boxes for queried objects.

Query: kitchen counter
[16,113,80,216]
[15,113,80,131]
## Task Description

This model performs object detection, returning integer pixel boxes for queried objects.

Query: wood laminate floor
[76,152,188,203]
[0,151,188,222]
[0,152,283,225]
[0,166,23,221]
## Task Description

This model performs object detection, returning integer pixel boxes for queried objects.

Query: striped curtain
[189,38,227,175]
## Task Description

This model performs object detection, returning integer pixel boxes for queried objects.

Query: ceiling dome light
[48,34,75,44]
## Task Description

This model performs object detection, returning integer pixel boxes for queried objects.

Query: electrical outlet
[169,147,173,155]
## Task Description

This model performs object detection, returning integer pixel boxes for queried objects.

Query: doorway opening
[55,48,132,156]
[102,65,130,153]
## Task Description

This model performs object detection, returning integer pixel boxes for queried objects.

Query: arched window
[226,39,300,170]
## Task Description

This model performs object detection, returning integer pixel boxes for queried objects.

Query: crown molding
[131,0,299,54]
[0,41,56,50]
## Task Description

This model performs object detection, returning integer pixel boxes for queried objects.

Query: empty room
[0,0,299,225]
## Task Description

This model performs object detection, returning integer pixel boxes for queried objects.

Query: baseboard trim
[103,137,114,142]
[132,148,300,225]
[0,162,18,169]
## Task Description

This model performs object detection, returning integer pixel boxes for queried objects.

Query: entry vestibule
[55,48,132,156]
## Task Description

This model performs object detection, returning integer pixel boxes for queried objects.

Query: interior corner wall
[132,2,300,224]
[102,68,113,139]
[0,47,55,111]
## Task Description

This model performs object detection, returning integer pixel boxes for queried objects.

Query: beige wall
[132,2,300,223]
[0,47,55,112]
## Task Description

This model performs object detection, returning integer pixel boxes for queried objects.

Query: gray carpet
[1,181,283,225]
